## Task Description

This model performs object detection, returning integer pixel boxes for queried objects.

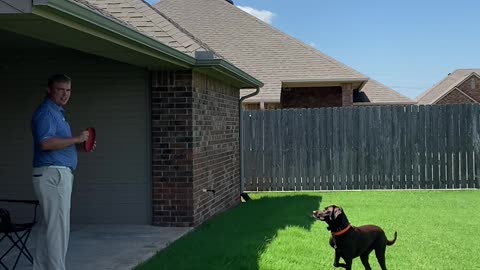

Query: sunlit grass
[135,190,480,270]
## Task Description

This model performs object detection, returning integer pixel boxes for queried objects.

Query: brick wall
[151,70,194,227]
[341,83,353,107]
[436,89,476,104]
[242,103,260,110]
[281,87,343,108]
[150,70,241,227]
[191,72,240,225]
[265,103,282,110]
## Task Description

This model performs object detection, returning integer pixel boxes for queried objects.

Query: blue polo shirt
[31,98,77,170]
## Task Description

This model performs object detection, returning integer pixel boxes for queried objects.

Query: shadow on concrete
[0,224,192,270]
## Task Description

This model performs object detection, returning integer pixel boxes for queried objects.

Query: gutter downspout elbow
[239,88,260,201]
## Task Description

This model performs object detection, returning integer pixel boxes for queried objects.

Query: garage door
[0,31,151,224]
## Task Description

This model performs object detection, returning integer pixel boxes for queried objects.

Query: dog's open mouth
[312,210,326,220]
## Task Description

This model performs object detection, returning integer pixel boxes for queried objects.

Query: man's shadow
[139,194,322,270]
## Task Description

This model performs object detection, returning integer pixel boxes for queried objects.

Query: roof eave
[195,58,263,89]
[32,0,196,68]
[353,101,417,106]
[282,78,368,89]
[282,78,369,83]
[27,0,262,89]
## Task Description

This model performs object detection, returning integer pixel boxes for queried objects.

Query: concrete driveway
[1,224,192,270]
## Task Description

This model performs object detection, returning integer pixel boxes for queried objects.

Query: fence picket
[326,108,333,190]
[446,105,455,188]
[305,109,315,190]
[366,106,374,189]
[244,111,255,190]
[424,105,432,188]
[469,105,477,188]
[453,105,461,188]
[284,110,293,190]
[274,110,282,191]
[359,107,367,189]
[437,105,445,188]
[392,106,401,189]
[263,111,273,190]
[383,106,392,189]
[467,105,474,188]
[474,105,480,188]
[418,105,424,188]
[345,107,354,189]
[320,108,328,190]
[461,105,467,187]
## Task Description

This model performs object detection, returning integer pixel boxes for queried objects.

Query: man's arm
[40,131,89,151]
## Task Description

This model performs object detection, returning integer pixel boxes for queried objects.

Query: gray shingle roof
[156,0,412,104]
[78,0,212,56]
[416,69,480,104]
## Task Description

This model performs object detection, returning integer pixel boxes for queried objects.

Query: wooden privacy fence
[242,104,480,191]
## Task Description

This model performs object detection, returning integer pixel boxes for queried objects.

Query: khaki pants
[32,166,73,270]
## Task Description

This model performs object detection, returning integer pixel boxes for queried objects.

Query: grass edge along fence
[242,104,480,191]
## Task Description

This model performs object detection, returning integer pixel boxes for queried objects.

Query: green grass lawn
[135,190,480,270]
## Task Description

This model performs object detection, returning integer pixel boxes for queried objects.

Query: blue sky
[148,0,480,100]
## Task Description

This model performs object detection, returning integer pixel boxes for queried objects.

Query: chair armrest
[0,199,39,205]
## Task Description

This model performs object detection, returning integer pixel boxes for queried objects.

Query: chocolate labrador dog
[312,205,397,270]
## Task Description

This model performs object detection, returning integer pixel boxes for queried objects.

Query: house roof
[155,0,413,104]
[0,0,262,88]
[416,69,480,104]
[75,0,261,87]
[77,0,213,56]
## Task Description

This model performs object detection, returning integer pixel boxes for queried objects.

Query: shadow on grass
[136,193,322,270]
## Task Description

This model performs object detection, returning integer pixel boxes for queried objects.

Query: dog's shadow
[139,193,322,270]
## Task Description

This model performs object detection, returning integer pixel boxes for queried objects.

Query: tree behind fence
[242,104,480,191]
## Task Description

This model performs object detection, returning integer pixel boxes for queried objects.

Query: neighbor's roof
[155,0,412,104]
[78,0,214,56]
[416,69,480,104]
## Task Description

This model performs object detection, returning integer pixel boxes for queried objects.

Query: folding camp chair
[0,199,39,270]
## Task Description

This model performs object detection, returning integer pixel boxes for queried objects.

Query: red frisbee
[83,127,96,152]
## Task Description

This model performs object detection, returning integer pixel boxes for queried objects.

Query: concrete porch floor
[1,224,192,270]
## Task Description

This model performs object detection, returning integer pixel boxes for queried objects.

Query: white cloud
[308,42,316,48]
[238,6,275,24]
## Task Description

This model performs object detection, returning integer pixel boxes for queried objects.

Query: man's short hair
[47,74,71,87]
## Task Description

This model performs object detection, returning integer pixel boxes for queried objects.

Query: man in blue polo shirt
[31,74,91,270]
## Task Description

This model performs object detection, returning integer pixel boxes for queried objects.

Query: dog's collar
[332,224,352,236]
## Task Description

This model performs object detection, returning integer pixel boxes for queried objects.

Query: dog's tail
[387,231,397,246]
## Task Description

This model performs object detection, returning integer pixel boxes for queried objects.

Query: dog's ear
[331,207,343,220]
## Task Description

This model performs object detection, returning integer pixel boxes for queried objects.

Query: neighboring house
[0,0,262,227]
[417,69,480,105]
[156,0,413,109]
